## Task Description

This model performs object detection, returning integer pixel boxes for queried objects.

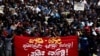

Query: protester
[0,38,4,56]
[0,0,99,56]
[5,34,13,56]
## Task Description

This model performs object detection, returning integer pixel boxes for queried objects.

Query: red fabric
[2,30,8,37]
[84,26,90,32]
[14,36,78,56]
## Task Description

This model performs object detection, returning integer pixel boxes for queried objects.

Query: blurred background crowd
[0,0,100,56]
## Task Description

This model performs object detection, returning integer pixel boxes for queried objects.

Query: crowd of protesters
[0,0,100,56]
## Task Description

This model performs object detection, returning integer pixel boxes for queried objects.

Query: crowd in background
[0,0,100,56]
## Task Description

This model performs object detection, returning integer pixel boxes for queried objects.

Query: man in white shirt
[98,0,100,6]
[81,0,87,5]
[20,0,24,4]
[0,0,2,2]
[32,5,41,13]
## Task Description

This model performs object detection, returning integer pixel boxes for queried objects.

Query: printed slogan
[14,36,78,56]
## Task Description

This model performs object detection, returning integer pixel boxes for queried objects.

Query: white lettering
[45,44,58,49]
[28,49,45,56]
[59,42,73,49]
[48,48,67,56]
[23,43,42,50]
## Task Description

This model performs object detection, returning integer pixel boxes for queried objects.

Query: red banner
[14,36,78,56]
